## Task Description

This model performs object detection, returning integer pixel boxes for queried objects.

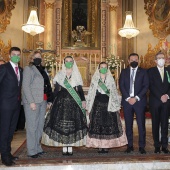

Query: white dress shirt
[126,66,140,101]
[10,61,20,81]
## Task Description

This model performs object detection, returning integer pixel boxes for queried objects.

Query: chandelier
[118,11,140,39]
[22,7,45,36]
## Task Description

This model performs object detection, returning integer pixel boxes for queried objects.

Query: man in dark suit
[0,47,23,166]
[119,53,149,154]
[148,51,170,154]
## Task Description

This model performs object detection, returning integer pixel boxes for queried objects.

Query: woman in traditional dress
[86,62,127,153]
[42,56,87,155]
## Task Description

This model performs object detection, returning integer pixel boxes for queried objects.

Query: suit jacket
[119,67,149,106]
[0,62,23,110]
[22,65,44,104]
[148,66,170,106]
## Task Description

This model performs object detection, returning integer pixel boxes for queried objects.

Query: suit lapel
[7,62,18,83]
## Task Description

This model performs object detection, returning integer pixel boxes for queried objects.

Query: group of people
[0,47,170,167]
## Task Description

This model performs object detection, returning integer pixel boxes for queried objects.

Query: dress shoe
[28,154,39,158]
[139,147,146,154]
[10,154,19,161]
[154,147,160,153]
[1,157,15,166]
[125,146,134,153]
[98,148,105,153]
[38,151,47,155]
[62,152,68,156]
[68,152,73,156]
[162,148,170,154]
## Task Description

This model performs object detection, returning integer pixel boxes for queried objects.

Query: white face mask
[157,58,165,67]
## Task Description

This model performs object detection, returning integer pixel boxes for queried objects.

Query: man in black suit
[148,51,170,154]
[0,47,23,166]
[119,53,149,154]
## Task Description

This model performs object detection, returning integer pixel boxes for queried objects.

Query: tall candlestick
[120,62,121,73]
[51,63,54,77]
[95,54,97,70]
[89,54,91,73]
[56,62,58,74]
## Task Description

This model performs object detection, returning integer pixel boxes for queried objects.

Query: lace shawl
[86,68,120,113]
[53,57,83,87]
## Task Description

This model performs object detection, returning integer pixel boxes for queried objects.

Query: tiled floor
[2,119,170,170]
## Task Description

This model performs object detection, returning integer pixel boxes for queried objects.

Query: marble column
[44,0,55,49]
[109,0,118,56]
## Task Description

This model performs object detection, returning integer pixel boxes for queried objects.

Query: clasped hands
[128,97,137,105]
[161,94,168,103]
[30,102,52,111]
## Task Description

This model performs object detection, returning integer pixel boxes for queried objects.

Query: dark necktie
[129,68,135,95]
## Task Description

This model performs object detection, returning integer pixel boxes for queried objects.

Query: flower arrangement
[106,54,124,72]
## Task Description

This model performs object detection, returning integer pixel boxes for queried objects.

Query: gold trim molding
[0,0,16,33]
[44,2,54,9]
[0,39,11,61]
[144,0,170,39]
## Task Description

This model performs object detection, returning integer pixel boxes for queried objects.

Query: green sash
[166,71,170,83]
[64,78,86,115]
[98,79,110,97]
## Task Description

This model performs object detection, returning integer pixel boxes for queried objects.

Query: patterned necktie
[129,68,135,95]
[160,68,164,82]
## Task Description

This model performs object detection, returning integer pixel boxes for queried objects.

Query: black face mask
[33,58,42,66]
[130,61,138,68]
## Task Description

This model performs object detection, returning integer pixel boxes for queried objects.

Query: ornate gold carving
[44,2,54,9]
[110,5,117,11]
[144,0,170,39]
[140,40,163,69]
[0,39,11,61]
[0,0,16,33]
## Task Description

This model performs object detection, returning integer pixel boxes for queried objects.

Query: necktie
[160,68,164,81]
[129,68,135,95]
[15,66,19,81]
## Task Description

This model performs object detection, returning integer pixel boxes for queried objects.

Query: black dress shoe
[125,146,134,153]
[154,147,160,153]
[68,152,73,156]
[29,154,39,158]
[38,151,47,155]
[139,147,146,154]
[10,154,19,161]
[98,148,105,153]
[162,148,170,154]
[1,157,15,166]
[62,152,68,156]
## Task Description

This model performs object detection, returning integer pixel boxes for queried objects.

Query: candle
[124,63,125,69]
[51,63,54,77]
[120,62,121,73]
[95,54,97,70]
[89,54,91,73]
[56,62,58,74]
[59,62,60,71]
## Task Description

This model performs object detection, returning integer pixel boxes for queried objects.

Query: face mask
[130,61,138,68]
[157,58,165,67]
[11,55,20,63]
[33,58,42,65]
[65,62,73,69]
[99,67,108,74]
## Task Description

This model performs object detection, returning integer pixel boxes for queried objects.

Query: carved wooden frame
[144,0,170,39]
[0,0,16,33]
